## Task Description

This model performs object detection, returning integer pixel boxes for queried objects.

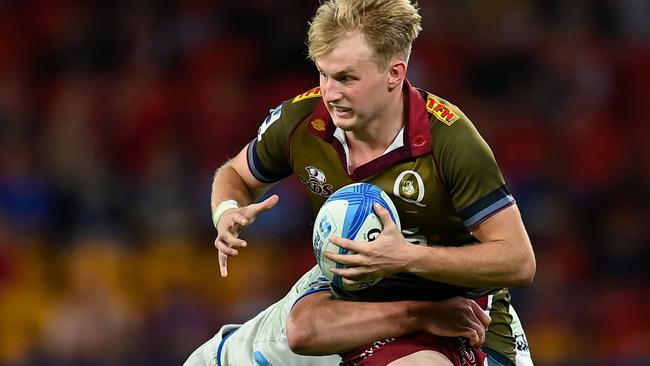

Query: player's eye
[338,76,355,84]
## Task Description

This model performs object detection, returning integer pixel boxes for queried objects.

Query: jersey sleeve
[247,91,321,183]
[291,266,332,308]
[431,100,515,229]
[247,101,294,183]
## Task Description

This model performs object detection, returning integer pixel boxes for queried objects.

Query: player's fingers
[465,328,481,347]
[463,315,486,347]
[248,195,279,216]
[231,213,248,227]
[329,236,362,253]
[373,203,396,229]
[324,251,360,266]
[219,230,248,250]
[330,265,366,280]
[218,251,229,277]
[214,238,240,257]
[341,277,358,285]
[470,300,492,328]
[341,274,375,285]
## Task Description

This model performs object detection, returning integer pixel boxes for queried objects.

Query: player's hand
[215,195,279,277]
[326,203,413,284]
[420,297,491,347]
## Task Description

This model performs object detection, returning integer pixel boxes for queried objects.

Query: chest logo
[310,118,326,131]
[299,166,334,197]
[393,170,426,207]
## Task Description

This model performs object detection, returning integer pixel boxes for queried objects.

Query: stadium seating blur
[0,1,648,365]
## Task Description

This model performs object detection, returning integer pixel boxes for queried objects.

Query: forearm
[211,163,256,212]
[287,292,422,355]
[405,205,535,288]
[405,239,535,288]
[211,145,270,214]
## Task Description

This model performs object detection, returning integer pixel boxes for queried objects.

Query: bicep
[471,204,536,287]
[471,204,531,247]
[230,143,274,197]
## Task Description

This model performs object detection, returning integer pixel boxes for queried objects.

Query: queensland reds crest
[393,170,426,207]
[299,166,333,197]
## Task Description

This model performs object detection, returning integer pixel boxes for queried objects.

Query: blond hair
[307,0,422,69]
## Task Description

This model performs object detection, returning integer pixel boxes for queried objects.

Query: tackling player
[201,0,536,365]
[184,265,493,365]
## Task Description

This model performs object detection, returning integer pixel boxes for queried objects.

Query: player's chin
[331,116,357,130]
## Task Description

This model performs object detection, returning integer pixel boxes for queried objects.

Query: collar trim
[308,80,432,180]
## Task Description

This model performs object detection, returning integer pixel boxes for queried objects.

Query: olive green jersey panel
[425,93,515,229]
[248,88,323,183]
[485,290,516,363]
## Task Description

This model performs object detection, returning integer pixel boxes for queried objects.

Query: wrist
[212,200,239,228]
[404,300,428,332]
[401,240,421,273]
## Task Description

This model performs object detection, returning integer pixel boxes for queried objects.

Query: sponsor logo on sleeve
[292,87,322,103]
[257,103,283,141]
[425,95,460,126]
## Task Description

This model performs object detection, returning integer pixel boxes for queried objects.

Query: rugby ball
[312,182,401,291]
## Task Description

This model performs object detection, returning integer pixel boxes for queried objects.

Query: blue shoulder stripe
[458,185,515,228]
[246,138,288,183]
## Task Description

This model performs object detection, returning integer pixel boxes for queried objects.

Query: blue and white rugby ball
[312,182,401,291]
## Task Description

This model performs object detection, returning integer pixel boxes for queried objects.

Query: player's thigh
[387,350,453,366]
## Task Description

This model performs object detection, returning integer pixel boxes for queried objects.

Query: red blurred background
[0,1,648,365]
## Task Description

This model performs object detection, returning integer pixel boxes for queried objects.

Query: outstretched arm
[286,291,490,355]
[211,144,277,277]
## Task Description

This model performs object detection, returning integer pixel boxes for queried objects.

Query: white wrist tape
[212,200,239,228]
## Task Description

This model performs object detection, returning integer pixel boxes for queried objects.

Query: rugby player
[201,0,536,364]
[184,265,494,366]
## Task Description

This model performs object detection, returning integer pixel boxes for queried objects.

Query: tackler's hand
[419,296,491,347]
[326,203,413,285]
[214,195,279,277]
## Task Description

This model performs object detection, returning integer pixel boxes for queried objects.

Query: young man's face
[315,31,393,132]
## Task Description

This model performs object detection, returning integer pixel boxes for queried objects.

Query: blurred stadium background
[0,0,649,365]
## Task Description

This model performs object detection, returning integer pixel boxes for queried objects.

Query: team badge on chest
[393,170,426,207]
[299,166,334,197]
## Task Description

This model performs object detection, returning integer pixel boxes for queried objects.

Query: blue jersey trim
[290,287,331,309]
[458,185,515,228]
[247,139,275,183]
[216,328,238,366]
[247,138,290,183]
[253,351,272,366]
[483,347,515,366]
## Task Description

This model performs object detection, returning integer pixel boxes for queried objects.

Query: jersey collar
[309,79,431,180]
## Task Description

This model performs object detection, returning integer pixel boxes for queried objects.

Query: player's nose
[321,79,343,103]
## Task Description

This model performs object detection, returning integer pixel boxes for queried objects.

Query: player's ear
[387,59,406,90]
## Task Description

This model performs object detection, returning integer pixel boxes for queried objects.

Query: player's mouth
[330,105,352,117]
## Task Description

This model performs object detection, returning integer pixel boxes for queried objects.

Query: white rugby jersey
[185,265,342,366]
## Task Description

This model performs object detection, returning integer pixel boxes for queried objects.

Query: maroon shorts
[340,332,486,366]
